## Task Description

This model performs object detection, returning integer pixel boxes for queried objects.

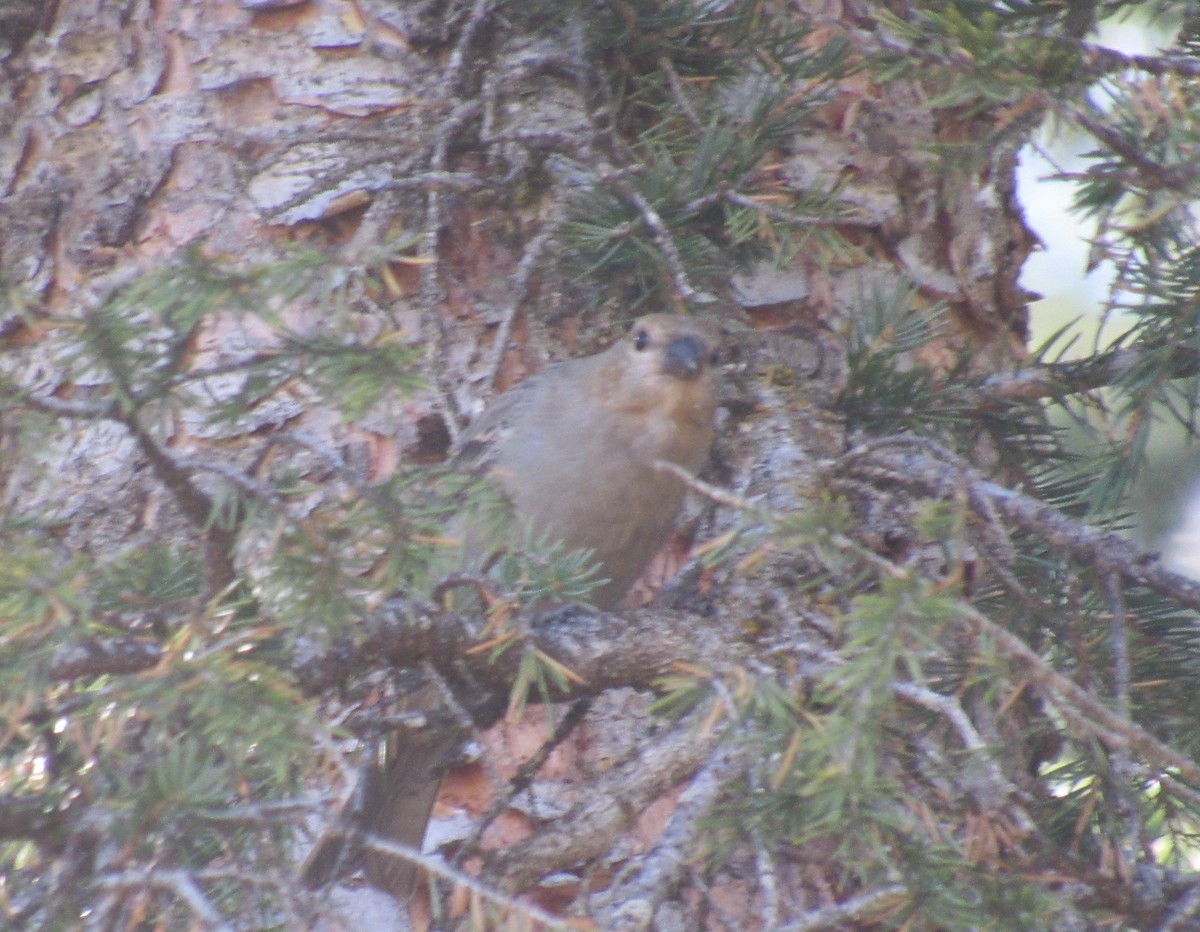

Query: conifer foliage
[3,0,1200,928]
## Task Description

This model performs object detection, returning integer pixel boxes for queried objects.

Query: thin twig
[454,697,593,871]
[653,458,753,510]
[173,454,288,512]
[446,0,496,92]
[484,213,567,392]
[981,477,1200,614]
[279,430,407,524]
[844,442,1200,615]
[659,55,703,129]
[960,603,1200,788]
[775,884,908,931]
[603,174,710,305]
[122,417,239,595]
[724,190,880,228]
[754,828,781,930]
[2,385,116,418]
[1162,883,1200,932]
[417,101,485,444]
[1080,42,1200,79]
[96,870,233,932]
[973,345,1200,406]
[359,835,573,930]
[1059,101,1200,192]
[1105,573,1132,722]
[892,682,1030,827]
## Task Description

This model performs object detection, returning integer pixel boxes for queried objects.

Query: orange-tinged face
[601,314,721,432]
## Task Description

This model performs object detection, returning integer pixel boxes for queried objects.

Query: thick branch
[598,740,745,931]
[295,599,746,700]
[488,709,724,891]
[44,600,745,722]
[48,638,165,680]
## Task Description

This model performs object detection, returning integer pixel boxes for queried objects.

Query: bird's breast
[492,408,702,607]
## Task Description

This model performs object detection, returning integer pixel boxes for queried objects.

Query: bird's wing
[451,363,571,472]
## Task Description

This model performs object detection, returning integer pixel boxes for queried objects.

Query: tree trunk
[7,1,1197,930]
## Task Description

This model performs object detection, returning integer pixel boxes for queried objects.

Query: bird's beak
[661,335,705,380]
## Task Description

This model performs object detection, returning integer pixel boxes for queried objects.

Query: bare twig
[653,458,753,511]
[775,884,908,931]
[600,173,712,306]
[1105,573,1132,722]
[754,829,781,930]
[454,697,593,870]
[1158,773,1200,813]
[96,870,233,932]
[1103,572,1142,873]
[1161,882,1200,932]
[122,418,239,595]
[981,477,1200,614]
[959,603,1200,788]
[417,100,485,444]
[844,443,1200,615]
[1081,42,1200,79]
[173,454,288,512]
[484,213,567,392]
[360,834,573,929]
[658,54,703,130]
[891,681,1027,823]
[724,190,880,228]
[1059,101,1200,192]
[279,430,407,524]
[446,0,497,92]
[973,345,1200,406]
[2,385,116,418]
[197,797,327,825]
[260,166,486,225]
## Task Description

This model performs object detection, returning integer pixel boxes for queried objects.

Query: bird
[301,313,721,899]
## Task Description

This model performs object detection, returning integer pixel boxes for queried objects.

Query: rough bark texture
[17,2,1184,931]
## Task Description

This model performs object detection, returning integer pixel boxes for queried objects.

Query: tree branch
[489,708,724,891]
[1080,42,1200,80]
[776,885,908,932]
[598,740,745,931]
[294,599,747,701]
[48,637,165,680]
[961,602,1200,787]
[972,345,1200,406]
[845,442,1200,615]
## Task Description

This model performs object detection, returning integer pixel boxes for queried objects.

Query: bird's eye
[709,349,720,365]
[633,329,650,351]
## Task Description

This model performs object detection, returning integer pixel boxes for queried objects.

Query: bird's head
[601,314,721,426]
